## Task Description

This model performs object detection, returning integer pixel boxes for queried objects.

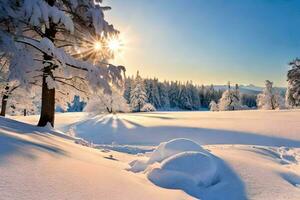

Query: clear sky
[105,0,300,86]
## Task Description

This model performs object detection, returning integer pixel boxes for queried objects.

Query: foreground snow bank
[130,138,219,195]
[148,151,218,188]
[129,138,248,199]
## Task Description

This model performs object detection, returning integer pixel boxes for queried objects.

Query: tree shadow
[0,132,66,165]
[0,117,67,165]
[74,116,300,147]
[127,114,177,120]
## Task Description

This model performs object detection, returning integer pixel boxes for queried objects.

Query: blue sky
[105,0,300,86]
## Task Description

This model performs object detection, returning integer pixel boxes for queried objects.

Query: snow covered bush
[286,59,300,108]
[209,101,218,111]
[218,83,242,111]
[141,103,156,112]
[257,80,284,110]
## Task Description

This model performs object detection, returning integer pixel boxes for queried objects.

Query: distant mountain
[212,84,286,96]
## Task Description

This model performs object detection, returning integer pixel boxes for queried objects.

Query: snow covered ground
[3,110,300,199]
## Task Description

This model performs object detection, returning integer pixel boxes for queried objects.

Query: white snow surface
[5,109,300,199]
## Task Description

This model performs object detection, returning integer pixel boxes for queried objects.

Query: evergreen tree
[158,81,170,109]
[148,78,161,108]
[168,81,180,108]
[179,84,192,110]
[130,71,147,112]
[67,96,86,112]
[124,77,133,104]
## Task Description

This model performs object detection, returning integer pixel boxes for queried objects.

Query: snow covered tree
[123,76,133,104]
[145,78,161,108]
[257,80,284,110]
[0,0,125,126]
[7,87,40,116]
[84,87,130,114]
[179,84,192,110]
[67,96,86,112]
[286,58,300,108]
[209,100,218,111]
[130,71,147,112]
[0,54,21,116]
[168,81,180,108]
[218,82,242,111]
[186,81,201,110]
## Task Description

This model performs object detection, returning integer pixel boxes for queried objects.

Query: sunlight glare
[94,41,102,51]
[107,36,123,52]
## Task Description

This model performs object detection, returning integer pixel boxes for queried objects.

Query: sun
[94,41,102,51]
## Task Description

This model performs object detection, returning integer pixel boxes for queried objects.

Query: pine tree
[130,71,147,112]
[286,58,300,108]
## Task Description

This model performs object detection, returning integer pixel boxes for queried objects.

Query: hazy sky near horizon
[105,0,300,86]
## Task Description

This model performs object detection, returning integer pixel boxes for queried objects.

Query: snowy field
[2,110,300,199]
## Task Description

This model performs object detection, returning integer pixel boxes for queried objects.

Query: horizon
[106,0,300,87]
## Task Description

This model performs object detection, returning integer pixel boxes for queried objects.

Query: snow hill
[4,110,300,199]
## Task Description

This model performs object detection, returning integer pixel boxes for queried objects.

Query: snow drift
[148,151,218,188]
[129,138,210,172]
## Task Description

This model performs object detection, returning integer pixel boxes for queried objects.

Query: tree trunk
[37,6,57,127]
[0,94,8,117]
[37,64,55,127]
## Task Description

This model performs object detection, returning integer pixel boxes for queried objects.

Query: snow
[0,116,191,200]
[4,109,300,199]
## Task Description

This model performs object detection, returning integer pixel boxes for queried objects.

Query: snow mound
[148,152,218,188]
[129,138,210,173]
[148,138,207,164]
